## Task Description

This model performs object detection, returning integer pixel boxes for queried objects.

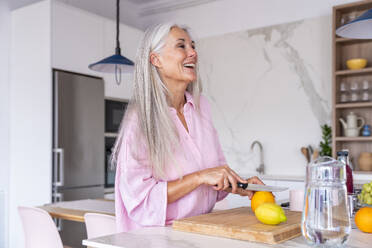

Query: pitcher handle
[357,117,365,130]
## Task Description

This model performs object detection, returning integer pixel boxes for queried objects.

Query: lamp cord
[115,0,121,85]
[116,0,120,54]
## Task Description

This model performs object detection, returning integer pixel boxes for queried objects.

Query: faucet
[250,140,264,174]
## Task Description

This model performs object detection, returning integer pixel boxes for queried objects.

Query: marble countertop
[245,174,305,182]
[242,174,371,185]
[83,226,371,248]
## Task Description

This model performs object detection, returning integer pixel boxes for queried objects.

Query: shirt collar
[169,91,195,114]
[184,91,195,109]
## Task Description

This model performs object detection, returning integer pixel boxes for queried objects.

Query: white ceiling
[126,0,160,4]
[7,0,220,30]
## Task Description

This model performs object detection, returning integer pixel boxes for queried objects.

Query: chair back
[84,213,116,239]
[18,206,64,248]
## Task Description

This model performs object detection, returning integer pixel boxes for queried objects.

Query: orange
[355,207,372,233]
[251,191,275,212]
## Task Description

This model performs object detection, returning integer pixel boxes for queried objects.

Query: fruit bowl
[346,58,367,70]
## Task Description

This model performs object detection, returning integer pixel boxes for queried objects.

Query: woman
[113,23,263,232]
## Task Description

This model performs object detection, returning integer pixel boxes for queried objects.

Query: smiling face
[151,26,198,87]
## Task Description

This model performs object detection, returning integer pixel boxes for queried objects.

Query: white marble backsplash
[197,16,332,176]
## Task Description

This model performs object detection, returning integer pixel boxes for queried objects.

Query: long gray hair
[112,23,202,179]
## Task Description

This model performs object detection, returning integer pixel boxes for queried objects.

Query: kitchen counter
[244,174,305,182]
[83,226,371,248]
[243,173,371,185]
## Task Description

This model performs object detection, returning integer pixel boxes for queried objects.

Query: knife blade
[230,183,288,192]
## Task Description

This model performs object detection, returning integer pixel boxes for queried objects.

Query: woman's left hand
[224,176,264,199]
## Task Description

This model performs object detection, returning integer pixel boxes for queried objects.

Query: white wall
[140,0,358,39]
[4,2,143,248]
[198,16,332,177]
[0,2,11,247]
[52,1,144,100]
[138,0,360,178]
[9,1,52,248]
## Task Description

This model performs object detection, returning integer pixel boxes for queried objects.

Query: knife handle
[228,182,248,189]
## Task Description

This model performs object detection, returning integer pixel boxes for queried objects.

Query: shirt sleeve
[118,129,168,226]
[214,127,229,202]
[200,96,230,202]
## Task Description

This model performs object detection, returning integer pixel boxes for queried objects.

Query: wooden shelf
[336,102,372,108]
[335,37,372,43]
[335,37,354,43]
[335,67,372,76]
[335,137,372,142]
[104,132,118,138]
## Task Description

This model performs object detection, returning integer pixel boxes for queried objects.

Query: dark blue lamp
[89,0,134,84]
[336,9,372,39]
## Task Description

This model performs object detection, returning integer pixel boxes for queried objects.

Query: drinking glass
[350,91,359,102]
[340,92,348,103]
[339,81,348,92]
[350,80,359,91]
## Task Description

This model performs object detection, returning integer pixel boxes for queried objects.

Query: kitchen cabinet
[333,0,372,174]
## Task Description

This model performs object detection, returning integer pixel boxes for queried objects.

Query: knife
[229,182,288,192]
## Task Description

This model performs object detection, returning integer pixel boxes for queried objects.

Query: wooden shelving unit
[333,1,372,172]
[335,67,372,76]
[335,137,372,142]
[335,102,372,109]
[335,37,372,44]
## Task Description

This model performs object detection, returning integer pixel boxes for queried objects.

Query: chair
[84,213,117,239]
[18,206,72,248]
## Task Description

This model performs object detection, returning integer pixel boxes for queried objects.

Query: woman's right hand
[198,165,248,193]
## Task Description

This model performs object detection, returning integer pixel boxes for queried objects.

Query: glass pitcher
[301,156,351,247]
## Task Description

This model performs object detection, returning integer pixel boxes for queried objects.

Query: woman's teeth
[184,63,195,68]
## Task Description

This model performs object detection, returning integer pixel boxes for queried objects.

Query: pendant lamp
[88,0,134,85]
[336,9,372,39]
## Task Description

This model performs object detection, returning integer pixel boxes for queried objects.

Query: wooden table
[39,199,115,222]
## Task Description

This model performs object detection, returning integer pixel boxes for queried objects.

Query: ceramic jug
[358,152,372,171]
[362,124,371,136]
[339,112,365,137]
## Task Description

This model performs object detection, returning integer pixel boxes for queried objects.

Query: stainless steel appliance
[104,99,127,188]
[105,137,116,188]
[105,99,127,133]
[52,69,104,247]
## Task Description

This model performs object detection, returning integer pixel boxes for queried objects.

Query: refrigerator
[52,69,105,247]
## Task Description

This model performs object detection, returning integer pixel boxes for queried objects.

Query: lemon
[255,203,287,225]
[251,191,275,212]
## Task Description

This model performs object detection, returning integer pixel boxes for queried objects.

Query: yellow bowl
[346,58,367,70]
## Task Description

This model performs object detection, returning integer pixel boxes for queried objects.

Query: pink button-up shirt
[115,92,228,232]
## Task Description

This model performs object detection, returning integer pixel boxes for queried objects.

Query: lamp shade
[336,9,372,39]
[88,0,134,84]
[88,53,134,73]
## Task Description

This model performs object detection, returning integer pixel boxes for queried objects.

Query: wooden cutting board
[172,207,302,244]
